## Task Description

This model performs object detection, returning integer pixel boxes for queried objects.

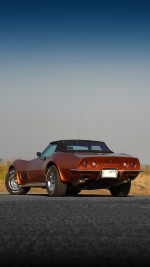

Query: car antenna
[76,116,81,156]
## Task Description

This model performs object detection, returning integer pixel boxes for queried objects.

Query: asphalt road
[0,193,150,267]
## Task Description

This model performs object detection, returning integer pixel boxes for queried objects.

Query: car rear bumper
[70,168,143,183]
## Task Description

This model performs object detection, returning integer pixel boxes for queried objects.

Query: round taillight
[131,161,136,168]
[123,161,128,168]
[91,160,98,168]
[82,160,89,168]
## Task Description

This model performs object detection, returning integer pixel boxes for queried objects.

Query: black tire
[46,165,67,196]
[5,169,30,195]
[66,185,82,196]
[109,181,131,197]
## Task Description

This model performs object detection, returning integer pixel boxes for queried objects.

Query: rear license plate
[102,169,118,178]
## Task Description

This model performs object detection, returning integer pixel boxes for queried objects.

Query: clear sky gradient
[0,0,150,164]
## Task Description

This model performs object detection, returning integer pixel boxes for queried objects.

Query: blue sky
[0,0,150,164]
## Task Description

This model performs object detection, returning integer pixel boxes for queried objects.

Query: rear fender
[46,162,66,182]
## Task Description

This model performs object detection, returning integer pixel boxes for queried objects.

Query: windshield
[41,144,57,157]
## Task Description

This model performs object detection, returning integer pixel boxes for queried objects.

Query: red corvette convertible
[5,139,142,197]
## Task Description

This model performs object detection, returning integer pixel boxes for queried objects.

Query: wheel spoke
[9,173,20,191]
[46,166,67,196]
[47,172,55,193]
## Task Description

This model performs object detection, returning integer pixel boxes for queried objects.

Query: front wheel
[5,169,30,195]
[46,165,67,196]
[109,181,131,197]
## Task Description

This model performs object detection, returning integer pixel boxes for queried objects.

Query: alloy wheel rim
[9,173,20,191]
[47,171,55,193]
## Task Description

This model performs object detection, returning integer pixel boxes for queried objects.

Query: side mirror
[37,152,41,157]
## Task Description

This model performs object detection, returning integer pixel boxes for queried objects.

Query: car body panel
[8,140,142,189]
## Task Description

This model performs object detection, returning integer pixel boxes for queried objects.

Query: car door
[26,157,46,182]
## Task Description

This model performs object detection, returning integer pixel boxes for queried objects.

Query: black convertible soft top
[50,140,113,153]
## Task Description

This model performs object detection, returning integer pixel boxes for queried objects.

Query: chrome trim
[21,182,46,188]
[70,169,101,172]
[120,170,143,173]
[71,169,143,173]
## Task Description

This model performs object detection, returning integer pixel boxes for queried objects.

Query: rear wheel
[109,181,131,197]
[5,169,30,195]
[46,165,67,196]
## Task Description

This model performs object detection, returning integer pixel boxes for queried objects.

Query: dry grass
[0,160,12,181]
[0,161,150,195]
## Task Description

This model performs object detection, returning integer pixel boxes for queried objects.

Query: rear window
[64,140,113,153]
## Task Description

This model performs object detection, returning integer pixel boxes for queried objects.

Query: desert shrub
[0,161,11,180]
[141,165,150,175]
